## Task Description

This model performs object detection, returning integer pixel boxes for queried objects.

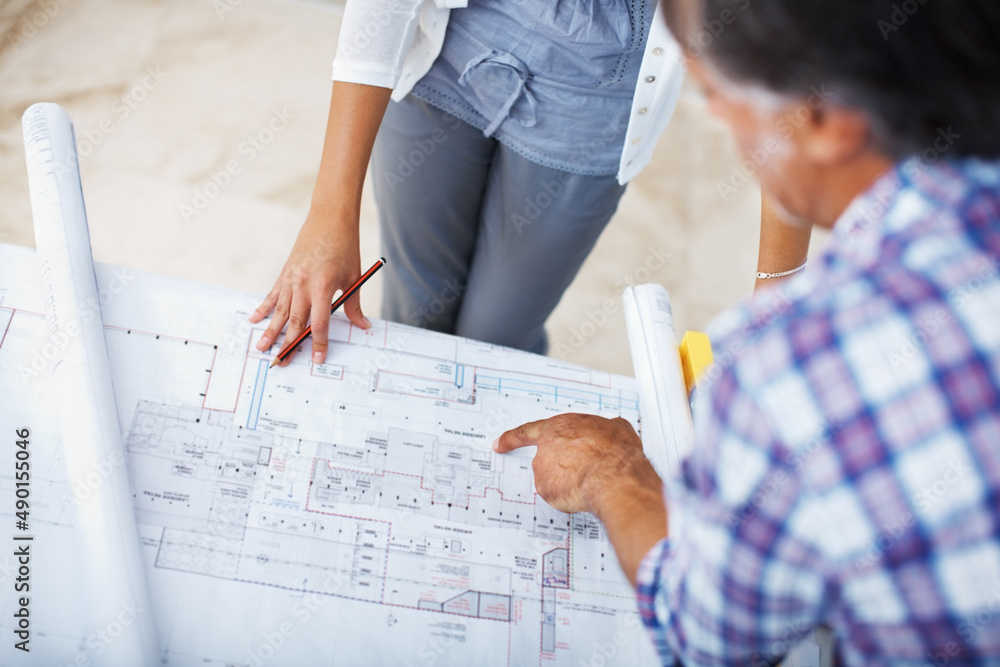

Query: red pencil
[269,257,386,368]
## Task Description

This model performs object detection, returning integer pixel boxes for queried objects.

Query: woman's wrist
[756,260,807,280]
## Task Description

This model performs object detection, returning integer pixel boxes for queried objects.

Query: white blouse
[332,0,685,184]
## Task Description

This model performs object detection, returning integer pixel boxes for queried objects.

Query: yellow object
[679,331,713,395]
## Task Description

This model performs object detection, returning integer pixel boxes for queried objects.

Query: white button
[631,138,641,146]
[645,75,656,83]
[627,160,634,166]
[652,47,664,56]
[637,107,648,115]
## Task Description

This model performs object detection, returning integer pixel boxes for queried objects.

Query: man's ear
[800,105,873,166]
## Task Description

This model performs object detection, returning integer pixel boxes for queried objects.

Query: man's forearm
[585,471,668,587]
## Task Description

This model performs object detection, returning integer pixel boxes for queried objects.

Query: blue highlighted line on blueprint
[246,359,269,429]
[476,375,638,412]
[455,364,465,388]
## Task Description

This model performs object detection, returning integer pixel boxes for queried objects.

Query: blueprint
[1,102,659,667]
[623,285,695,479]
[21,102,159,666]
[0,238,656,666]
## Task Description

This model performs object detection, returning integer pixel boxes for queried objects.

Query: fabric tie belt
[458,49,538,137]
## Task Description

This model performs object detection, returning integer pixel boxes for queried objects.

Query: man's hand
[494,413,657,513]
[494,414,668,585]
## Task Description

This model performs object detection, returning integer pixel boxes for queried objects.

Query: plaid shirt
[636,157,1000,666]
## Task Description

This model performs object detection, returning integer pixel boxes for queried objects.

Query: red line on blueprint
[0,308,15,349]
[508,615,513,667]
[102,324,224,412]
[226,339,252,414]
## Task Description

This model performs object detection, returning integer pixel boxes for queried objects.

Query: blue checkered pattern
[636,157,1000,666]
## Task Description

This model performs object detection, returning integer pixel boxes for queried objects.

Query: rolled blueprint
[622,284,695,478]
[22,103,160,666]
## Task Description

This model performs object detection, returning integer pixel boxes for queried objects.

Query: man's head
[663,0,1000,227]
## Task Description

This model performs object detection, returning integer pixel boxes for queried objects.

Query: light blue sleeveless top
[410,0,654,176]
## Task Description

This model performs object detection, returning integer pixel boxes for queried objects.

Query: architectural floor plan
[0,237,657,665]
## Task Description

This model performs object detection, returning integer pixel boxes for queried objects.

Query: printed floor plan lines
[1,243,658,666]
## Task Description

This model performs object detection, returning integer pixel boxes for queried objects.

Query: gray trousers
[371,96,627,355]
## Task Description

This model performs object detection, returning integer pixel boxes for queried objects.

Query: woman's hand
[248,82,393,365]
[250,208,369,365]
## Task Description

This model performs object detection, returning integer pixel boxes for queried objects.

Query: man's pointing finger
[493,420,546,453]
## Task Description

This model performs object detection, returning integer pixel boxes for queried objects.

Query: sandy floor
[0,0,827,377]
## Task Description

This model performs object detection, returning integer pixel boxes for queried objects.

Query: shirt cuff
[636,537,670,624]
[635,537,677,664]
[331,62,399,90]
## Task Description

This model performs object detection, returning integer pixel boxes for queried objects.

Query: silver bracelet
[756,262,807,280]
